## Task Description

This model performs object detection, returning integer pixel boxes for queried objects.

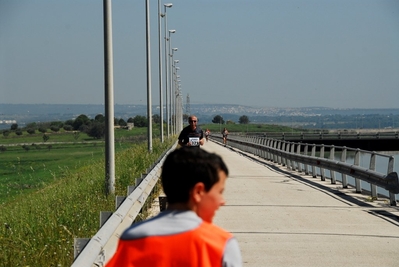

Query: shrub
[2,130,10,137]
[50,126,60,132]
[38,127,47,133]
[63,125,73,131]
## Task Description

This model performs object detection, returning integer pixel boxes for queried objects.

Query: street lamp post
[145,0,152,152]
[158,0,165,142]
[173,59,179,134]
[166,29,175,136]
[103,0,115,195]
[169,45,177,134]
[163,3,173,137]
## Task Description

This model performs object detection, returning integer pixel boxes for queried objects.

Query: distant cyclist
[222,128,229,147]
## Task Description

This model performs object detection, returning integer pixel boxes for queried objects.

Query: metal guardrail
[71,142,177,267]
[246,131,399,141]
[212,135,399,206]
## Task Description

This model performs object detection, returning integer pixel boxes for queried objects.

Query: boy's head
[161,148,229,221]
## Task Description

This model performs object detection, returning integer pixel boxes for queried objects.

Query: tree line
[1,114,164,139]
[211,115,250,125]
[2,113,251,140]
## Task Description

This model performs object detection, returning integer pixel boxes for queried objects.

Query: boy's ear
[191,182,205,203]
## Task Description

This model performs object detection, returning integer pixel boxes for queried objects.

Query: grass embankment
[0,128,155,203]
[0,127,174,266]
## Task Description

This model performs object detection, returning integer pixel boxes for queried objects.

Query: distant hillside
[1,103,399,130]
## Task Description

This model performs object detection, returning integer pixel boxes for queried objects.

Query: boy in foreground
[105,147,242,267]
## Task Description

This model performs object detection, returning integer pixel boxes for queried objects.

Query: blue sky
[1,0,398,109]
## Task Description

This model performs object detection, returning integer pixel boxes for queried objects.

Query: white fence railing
[212,135,399,206]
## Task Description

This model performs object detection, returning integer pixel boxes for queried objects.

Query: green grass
[0,136,175,267]
[0,127,154,204]
[0,126,158,144]
[0,143,104,203]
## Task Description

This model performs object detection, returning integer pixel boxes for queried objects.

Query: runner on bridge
[178,115,205,148]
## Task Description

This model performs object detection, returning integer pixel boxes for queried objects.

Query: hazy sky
[1,0,398,109]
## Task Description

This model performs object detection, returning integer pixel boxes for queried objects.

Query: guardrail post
[116,196,126,209]
[135,177,143,187]
[304,144,309,175]
[311,144,317,178]
[320,145,325,181]
[256,137,260,156]
[341,147,348,188]
[266,139,271,160]
[369,152,377,199]
[286,143,291,169]
[276,140,281,164]
[329,145,336,184]
[74,238,90,259]
[261,138,267,159]
[127,185,135,195]
[296,143,302,172]
[354,149,362,193]
[290,143,296,171]
[100,211,113,227]
[281,141,286,166]
[387,156,397,206]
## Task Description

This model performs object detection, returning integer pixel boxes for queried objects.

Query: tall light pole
[103,0,115,195]
[158,0,164,142]
[168,37,176,134]
[163,3,173,137]
[173,60,179,134]
[175,82,182,133]
[176,76,182,132]
[145,0,152,152]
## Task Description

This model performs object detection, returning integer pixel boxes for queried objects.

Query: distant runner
[222,127,229,147]
[205,129,211,142]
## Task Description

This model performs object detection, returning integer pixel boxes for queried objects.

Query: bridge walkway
[201,140,399,267]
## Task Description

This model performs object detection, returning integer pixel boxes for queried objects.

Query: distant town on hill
[1,103,399,130]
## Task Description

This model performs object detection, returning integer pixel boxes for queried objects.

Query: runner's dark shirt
[178,125,204,147]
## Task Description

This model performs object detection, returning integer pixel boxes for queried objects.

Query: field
[0,124,175,266]
[0,122,294,266]
[0,127,157,204]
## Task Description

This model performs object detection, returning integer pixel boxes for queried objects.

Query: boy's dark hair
[161,147,228,204]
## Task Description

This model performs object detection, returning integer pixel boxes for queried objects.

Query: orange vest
[105,222,232,267]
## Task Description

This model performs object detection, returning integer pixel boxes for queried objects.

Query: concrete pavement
[201,140,399,267]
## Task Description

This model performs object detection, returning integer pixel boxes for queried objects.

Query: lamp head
[169,29,176,33]
[164,3,173,8]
